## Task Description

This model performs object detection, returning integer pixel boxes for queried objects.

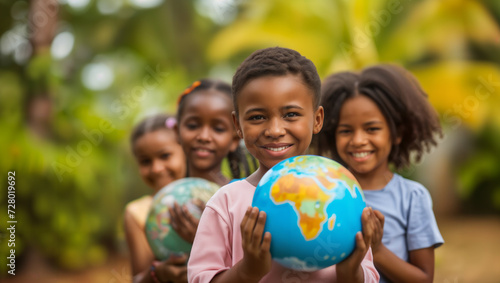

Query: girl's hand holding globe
[145,178,220,261]
[151,256,188,282]
[336,207,382,281]
[169,199,206,244]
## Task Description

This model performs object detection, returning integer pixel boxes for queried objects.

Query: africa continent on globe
[252,155,366,271]
[145,178,220,261]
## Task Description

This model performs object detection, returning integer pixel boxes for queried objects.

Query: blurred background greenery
[1,0,499,281]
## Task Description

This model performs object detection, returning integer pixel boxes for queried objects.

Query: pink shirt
[188,179,379,283]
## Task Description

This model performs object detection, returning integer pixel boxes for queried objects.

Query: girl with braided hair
[168,78,252,248]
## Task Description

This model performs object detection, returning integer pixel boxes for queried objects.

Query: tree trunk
[26,0,59,138]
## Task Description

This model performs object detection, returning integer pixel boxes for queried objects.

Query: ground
[3,216,500,283]
[434,216,500,283]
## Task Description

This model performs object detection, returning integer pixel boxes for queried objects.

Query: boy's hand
[238,206,272,281]
[169,200,205,244]
[337,207,378,282]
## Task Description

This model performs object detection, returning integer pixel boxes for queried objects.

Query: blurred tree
[0,0,238,274]
[26,0,58,139]
[205,0,500,214]
[1,0,499,277]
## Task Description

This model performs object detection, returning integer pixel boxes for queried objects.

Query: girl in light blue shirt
[314,64,444,283]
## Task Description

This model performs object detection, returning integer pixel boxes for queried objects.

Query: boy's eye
[284,112,300,118]
[248,115,265,121]
[139,158,151,166]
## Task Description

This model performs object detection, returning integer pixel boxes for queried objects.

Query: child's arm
[373,244,434,282]
[336,207,380,283]
[371,209,435,283]
[124,207,188,283]
[188,204,272,283]
[124,207,155,275]
[211,207,272,283]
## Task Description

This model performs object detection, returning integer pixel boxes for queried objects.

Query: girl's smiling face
[178,90,239,174]
[133,130,186,192]
[233,74,323,173]
[335,94,399,179]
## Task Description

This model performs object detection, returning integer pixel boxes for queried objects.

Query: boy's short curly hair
[313,64,442,170]
[232,47,321,113]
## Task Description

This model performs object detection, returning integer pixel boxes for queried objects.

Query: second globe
[145,177,220,261]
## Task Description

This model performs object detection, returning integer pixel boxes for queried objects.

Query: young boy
[188,47,380,283]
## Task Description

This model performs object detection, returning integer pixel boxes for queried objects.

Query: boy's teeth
[352,152,370,158]
[267,146,289,152]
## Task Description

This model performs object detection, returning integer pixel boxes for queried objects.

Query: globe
[145,177,220,261]
[252,155,366,271]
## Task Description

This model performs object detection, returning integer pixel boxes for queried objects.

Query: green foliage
[0,104,128,272]
[458,122,500,213]
[0,0,219,274]
[1,0,500,276]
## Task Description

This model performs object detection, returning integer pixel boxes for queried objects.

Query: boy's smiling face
[233,74,323,173]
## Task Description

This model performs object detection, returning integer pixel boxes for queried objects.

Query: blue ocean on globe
[252,155,366,271]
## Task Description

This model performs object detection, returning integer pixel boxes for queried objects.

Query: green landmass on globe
[270,157,360,240]
[145,178,220,260]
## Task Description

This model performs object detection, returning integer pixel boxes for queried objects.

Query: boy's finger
[349,231,366,264]
[251,211,267,247]
[242,207,258,243]
[260,231,272,253]
[246,207,259,230]
[240,207,252,231]
[356,231,367,254]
